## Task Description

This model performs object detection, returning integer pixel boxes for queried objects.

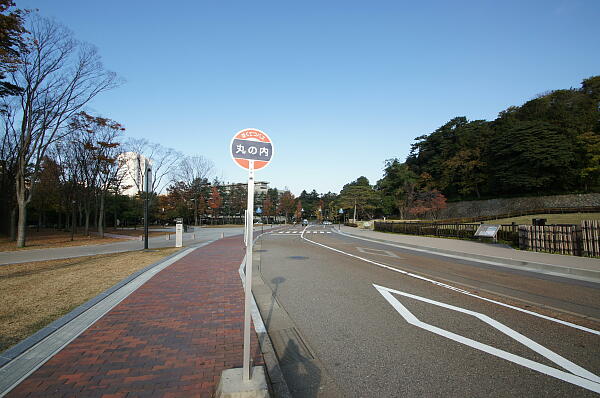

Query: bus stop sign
[230,128,273,170]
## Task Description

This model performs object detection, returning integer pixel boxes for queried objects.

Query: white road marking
[299,226,600,336]
[357,247,399,258]
[375,284,600,393]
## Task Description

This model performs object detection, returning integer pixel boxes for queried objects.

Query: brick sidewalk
[8,236,264,398]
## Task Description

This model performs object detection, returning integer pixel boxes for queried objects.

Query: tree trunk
[10,206,17,241]
[16,200,27,248]
[98,192,105,237]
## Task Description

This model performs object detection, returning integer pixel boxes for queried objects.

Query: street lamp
[144,167,152,250]
[191,198,198,226]
[71,200,76,241]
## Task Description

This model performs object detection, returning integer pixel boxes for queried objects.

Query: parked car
[302,219,309,226]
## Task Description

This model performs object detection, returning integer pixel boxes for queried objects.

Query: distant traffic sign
[230,128,273,170]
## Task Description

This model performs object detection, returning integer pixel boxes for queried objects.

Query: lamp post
[144,166,151,250]
[71,200,76,241]
[191,198,198,226]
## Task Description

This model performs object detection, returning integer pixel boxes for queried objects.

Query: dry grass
[0,229,123,252]
[0,247,181,352]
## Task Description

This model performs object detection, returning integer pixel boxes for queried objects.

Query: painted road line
[375,284,600,393]
[357,247,399,258]
[299,226,600,336]
[336,229,600,284]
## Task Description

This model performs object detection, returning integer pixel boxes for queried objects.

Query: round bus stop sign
[230,128,274,170]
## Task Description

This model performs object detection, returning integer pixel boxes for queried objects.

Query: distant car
[323,221,332,225]
[302,219,308,226]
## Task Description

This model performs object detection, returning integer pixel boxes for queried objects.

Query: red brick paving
[8,236,264,398]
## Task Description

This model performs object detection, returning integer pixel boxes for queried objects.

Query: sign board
[230,128,274,170]
[175,223,183,247]
[474,224,500,238]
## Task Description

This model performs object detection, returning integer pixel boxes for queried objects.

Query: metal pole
[243,161,255,382]
[144,168,149,250]
[71,200,76,241]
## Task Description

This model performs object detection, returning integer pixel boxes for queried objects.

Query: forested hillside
[381,76,600,206]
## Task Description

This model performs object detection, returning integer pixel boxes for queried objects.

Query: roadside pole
[242,161,255,381]
[144,167,151,250]
[227,128,274,386]
[339,208,343,230]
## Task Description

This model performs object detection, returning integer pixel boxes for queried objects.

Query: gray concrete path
[0,226,262,265]
[338,226,600,282]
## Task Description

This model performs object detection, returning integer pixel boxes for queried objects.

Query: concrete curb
[336,229,600,284]
[238,229,292,398]
[0,240,217,396]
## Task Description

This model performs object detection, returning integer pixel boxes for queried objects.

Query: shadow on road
[280,339,322,398]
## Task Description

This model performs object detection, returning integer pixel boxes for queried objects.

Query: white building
[118,152,152,196]
[220,181,269,197]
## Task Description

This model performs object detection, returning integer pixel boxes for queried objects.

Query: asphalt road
[255,225,600,397]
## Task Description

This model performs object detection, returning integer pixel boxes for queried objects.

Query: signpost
[256,207,263,234]
[230,128,273,382]
[338,208,344,230]
[474,224,501,241]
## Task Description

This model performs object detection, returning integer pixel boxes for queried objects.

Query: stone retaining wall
[439,193,600,219]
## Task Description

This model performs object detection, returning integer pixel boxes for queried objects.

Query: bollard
[221,232,224,239]
[193,233,195,240]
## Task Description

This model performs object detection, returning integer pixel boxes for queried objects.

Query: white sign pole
[242,160,255,382]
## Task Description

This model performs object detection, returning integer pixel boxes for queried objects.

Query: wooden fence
[374,221,520,246]
[518,220,600,257]
[375,220,600,257]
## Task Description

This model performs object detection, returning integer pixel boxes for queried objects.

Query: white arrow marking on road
[299,226,600,336]
[374,284,600,393]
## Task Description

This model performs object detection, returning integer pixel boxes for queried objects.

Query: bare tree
[69,112,125,236]
[174,155,214,188]
[5,15,119,247]
[125,138,180,195]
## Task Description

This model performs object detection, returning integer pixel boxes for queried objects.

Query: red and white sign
[230,128,274,170]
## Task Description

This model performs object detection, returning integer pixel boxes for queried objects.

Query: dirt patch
[0,247,181,352]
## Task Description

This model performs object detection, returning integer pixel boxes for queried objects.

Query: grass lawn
[0,229,123,252]
[487,212,600,225]
[0,247,181,352]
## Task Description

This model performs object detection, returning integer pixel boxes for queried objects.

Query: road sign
[474,224,500,238]
[230,128,274,383]
[230,128,274,170]
[256,207,262,214]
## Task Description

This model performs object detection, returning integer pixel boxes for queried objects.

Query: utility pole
[353,200,357,223]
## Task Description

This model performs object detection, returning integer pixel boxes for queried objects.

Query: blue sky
[23,0,600,195]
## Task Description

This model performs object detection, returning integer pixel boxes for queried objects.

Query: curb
[336,229,600,284]
[239,229,292,398]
